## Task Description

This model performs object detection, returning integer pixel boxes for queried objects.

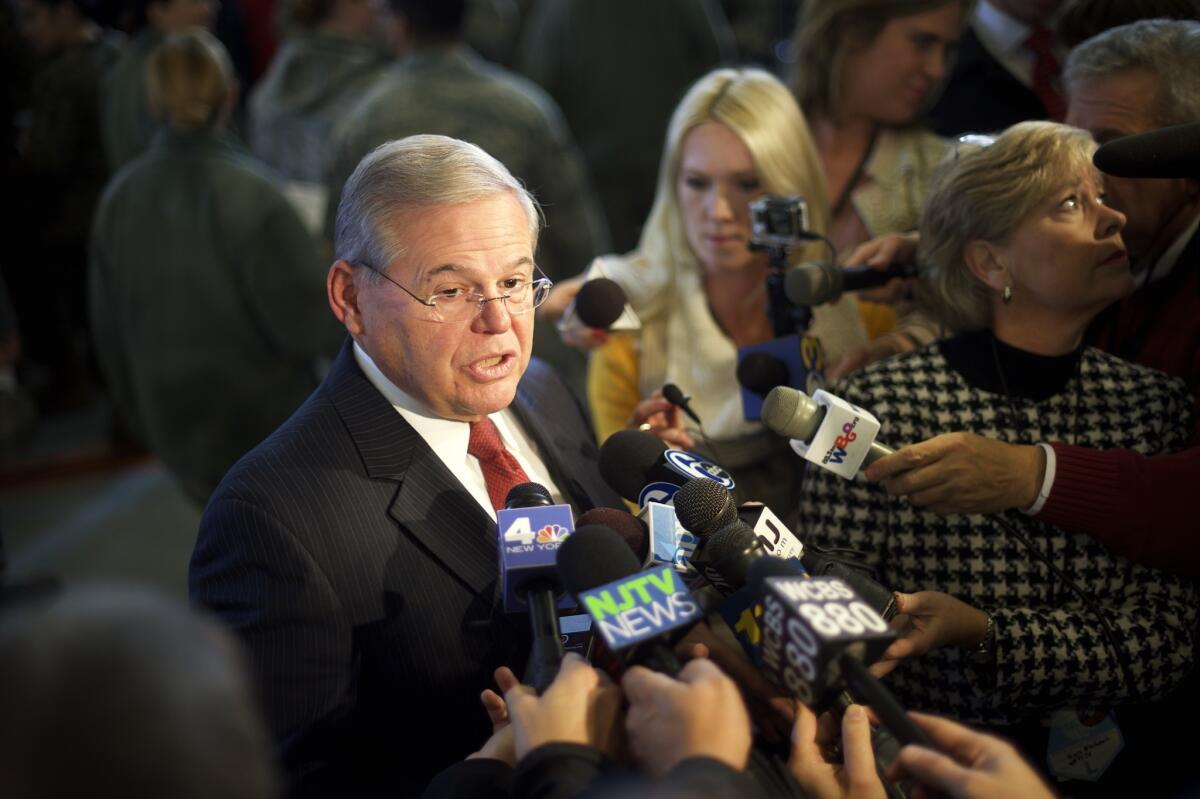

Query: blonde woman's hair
[917,121,1099,332]
[638,67,831,279]
[790,0,969,119]
[147,29,235,132]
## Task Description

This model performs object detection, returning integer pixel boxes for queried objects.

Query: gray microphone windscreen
[761,386,826,443]
[785,261,842,306]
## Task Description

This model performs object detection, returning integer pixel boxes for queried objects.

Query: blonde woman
[801,121,1196,786]
[89,30,342,504]
[579,68,889,516]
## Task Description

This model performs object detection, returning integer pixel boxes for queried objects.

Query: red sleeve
[1036,443,1200,575]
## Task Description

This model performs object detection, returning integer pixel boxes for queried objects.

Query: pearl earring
[1002,285,1012,304]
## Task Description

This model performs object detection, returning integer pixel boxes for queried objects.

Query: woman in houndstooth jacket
[800,121,1196,792]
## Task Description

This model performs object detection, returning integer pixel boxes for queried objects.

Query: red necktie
[468,417,532,511]
[1026,27,1065,122]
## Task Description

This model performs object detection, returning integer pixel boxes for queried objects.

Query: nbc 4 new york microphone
[497,482,586,692]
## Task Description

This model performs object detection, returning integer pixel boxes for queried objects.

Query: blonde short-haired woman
[801,121,1196,777]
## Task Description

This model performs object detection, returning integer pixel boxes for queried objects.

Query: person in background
[100,0,217,171]
[1054,0,1199,48]
[0,585,278,799]
[517,0,735,253]
[928,0,1069,136]
[572,68,883,521]
[248,0,390,186]
[90,29,340,505]
[1064,19,1200,410]
[801,121,1196,795]
[789,0,965,378]
[7,0,121,412]
[323,0,609,398]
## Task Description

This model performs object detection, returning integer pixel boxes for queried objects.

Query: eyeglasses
[358,263,554,324]
[954,133,997,161]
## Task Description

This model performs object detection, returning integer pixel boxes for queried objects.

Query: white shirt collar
[974,0,1031,58]
[351,341,566,517]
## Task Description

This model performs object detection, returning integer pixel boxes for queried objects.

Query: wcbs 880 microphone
[753,565,930,748]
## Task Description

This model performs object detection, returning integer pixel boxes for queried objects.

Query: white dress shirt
[353,342,567,520]
[973,0,1063,89]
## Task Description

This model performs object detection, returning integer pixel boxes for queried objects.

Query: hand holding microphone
[501,653,625,762]
[863,432,1046,516]
[626,388,695,450]
[622,658,753,778]
[871,591,990,680]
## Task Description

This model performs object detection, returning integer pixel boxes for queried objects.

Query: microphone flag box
[758,576,894,707]
[660,449,736,490]
[498,504,576,613]
[738,334,825,421]
[641,501,700,574]
[749,504,804,561]
[788,390,882,479]
[577,565,703,653]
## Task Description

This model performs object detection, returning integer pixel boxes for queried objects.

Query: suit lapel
[511,364,614,514]
[326,341,498,599]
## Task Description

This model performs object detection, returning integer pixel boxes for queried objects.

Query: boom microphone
[786,261,918,307]
[1093,121,1200,179]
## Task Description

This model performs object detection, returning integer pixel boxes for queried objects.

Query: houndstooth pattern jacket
[800,341,1197,725]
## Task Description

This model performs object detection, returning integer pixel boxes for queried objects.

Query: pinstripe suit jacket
[190,340,623,798]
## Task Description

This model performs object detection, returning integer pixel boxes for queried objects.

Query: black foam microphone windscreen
[1093,121,1200,179]
[575,278,627,328]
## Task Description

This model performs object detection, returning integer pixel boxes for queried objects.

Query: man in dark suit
[929,0,1066,137]
[190,134,624,798]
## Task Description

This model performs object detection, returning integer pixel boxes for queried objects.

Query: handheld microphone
[662,383,702,426]
[752,566,930,747]
[761,386,894,478]
[575,278,627,328]
[1093,120,1200,179]
[597,429,735,507]
[785,261,918,307]
[736,352,790,397]
[558,525,703,675]
[576,507,648,564]
[499,483,575,692]
[673,479,895,618]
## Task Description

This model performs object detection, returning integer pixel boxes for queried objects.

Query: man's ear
[963,239,1009,293]
[328,260,365,337]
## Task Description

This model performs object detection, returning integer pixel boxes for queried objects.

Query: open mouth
[467,353,516,380]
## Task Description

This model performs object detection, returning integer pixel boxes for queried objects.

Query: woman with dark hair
[789,0,968,376]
